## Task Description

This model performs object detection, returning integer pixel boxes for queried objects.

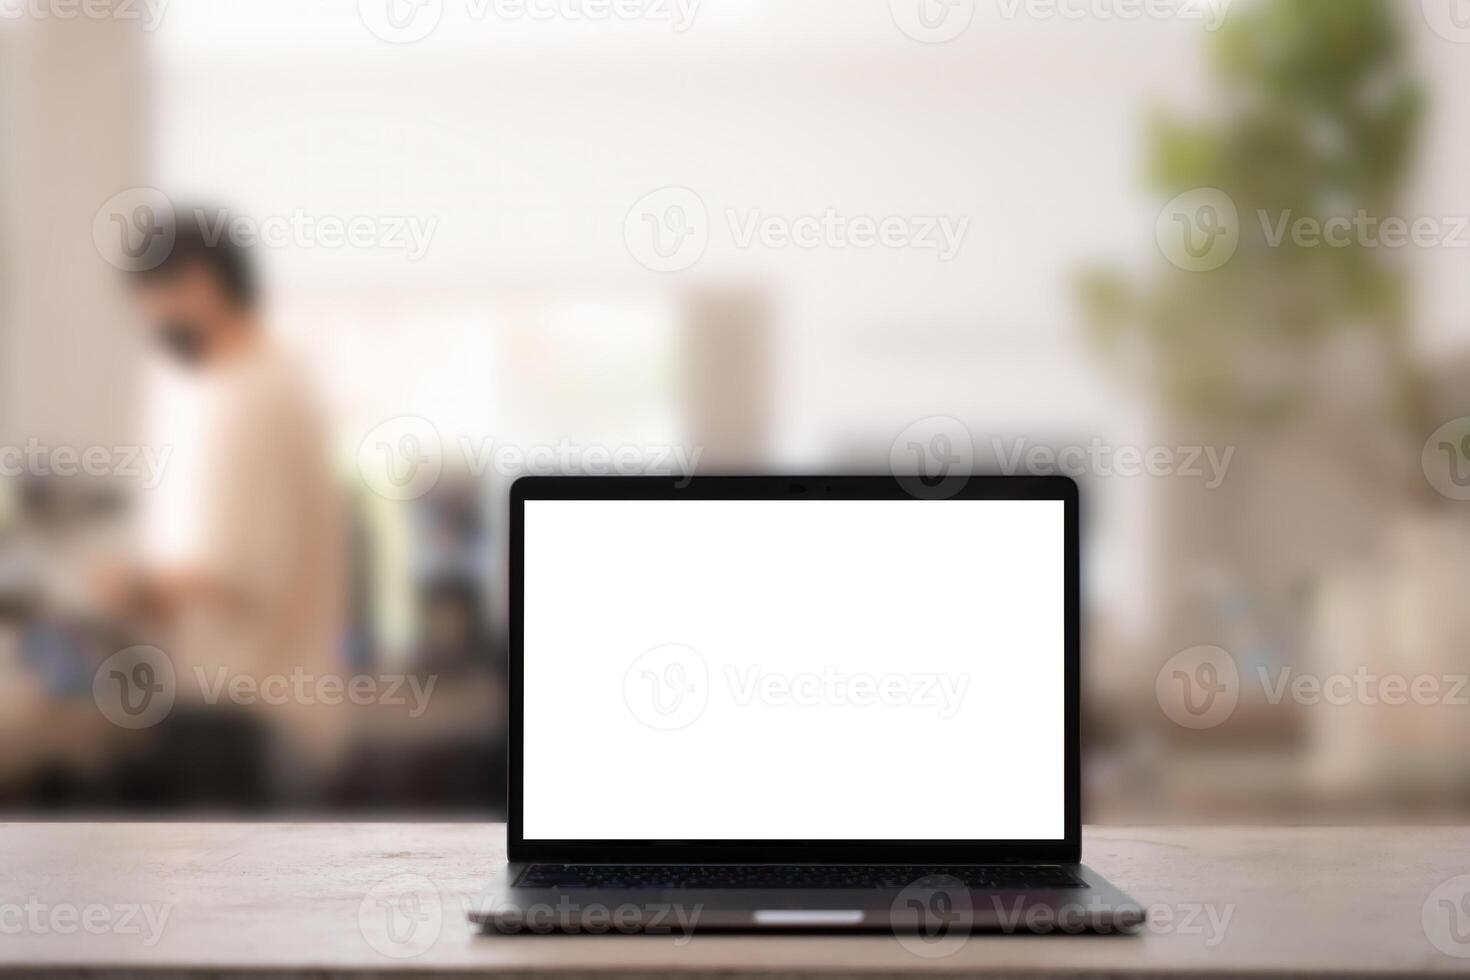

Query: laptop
[469,475,1145,937]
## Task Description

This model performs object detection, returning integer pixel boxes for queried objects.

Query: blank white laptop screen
[521,498,1066,841]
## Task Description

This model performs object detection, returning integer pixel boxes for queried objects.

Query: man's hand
[88,560,152,620]
[89,561,250,625]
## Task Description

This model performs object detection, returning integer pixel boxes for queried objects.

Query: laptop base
[468,862,1144,935]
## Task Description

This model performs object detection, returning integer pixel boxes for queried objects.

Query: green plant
[1081,0,1427,429]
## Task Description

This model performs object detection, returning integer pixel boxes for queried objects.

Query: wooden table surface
[3,823,1469,978]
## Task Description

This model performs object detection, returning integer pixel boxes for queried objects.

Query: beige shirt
[143,341,347,765]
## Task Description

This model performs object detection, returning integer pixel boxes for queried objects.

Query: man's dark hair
[129,206,258,310]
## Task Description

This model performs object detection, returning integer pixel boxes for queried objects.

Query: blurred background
[2,0,1469,821]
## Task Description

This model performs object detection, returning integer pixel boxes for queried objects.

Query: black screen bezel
[508,475,1081,864]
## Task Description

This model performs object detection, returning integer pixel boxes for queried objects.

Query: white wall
[1,13,146,450]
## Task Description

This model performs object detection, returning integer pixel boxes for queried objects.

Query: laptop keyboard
[517,864,1087,890]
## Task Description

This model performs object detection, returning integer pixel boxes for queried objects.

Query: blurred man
[96,209,347,805]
